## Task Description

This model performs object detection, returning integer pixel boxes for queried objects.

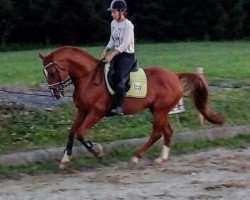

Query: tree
[243,0,250,37]
[1,0,250,45]
[0,0,16,46]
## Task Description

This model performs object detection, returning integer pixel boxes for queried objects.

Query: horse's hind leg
[131,111,165,165]
[154,119,173,165]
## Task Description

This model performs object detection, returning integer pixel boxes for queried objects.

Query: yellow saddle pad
[104,63,147,98]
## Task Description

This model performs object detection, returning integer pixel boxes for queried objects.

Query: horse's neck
[67,54,99,80]
[74,70,104,100]
[68,56,103,90]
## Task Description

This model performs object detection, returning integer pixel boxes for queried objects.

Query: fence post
[196,67,204,126]
[169,97,185,127]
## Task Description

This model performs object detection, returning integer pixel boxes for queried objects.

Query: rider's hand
[104,50,120,62]
[104,53,114,62]
[101,48,110,59]
[101,50,107,59]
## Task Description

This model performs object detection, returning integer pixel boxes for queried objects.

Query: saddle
[104,63,147,98]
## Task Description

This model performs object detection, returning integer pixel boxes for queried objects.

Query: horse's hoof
[131,156,139,164]
[59,161,70,170]
[128,156,140,169]
[94,143,104,158]
[153,157,163,165]
[153,157,167,165]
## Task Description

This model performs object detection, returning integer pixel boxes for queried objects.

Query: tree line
[0,0,250,46]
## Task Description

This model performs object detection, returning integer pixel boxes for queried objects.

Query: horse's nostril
[55,94,61,100]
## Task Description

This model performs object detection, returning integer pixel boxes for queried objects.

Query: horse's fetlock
[67,149,72,156]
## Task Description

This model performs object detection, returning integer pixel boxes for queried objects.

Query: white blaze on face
[43,68,48,78]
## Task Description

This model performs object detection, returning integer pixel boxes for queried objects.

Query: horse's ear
[38,53,45,60]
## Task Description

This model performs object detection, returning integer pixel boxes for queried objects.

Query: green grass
[0,134,249,180]
[0,88,249,154]
[0,41,250,85]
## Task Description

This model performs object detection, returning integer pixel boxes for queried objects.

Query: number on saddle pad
[104,63,147,98]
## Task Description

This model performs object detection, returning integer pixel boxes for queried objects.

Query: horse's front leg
[59,110,86,169]
[76,111,104,160]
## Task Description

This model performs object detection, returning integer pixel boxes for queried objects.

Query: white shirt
[106,19,135,53]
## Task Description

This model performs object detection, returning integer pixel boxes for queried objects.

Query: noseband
[43,61,72,91]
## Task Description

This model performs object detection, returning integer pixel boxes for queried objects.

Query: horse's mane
[52,46,99,63]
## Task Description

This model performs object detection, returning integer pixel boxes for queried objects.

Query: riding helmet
[107,0,127,11]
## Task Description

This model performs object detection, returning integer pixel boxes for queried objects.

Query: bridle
[43,60,103,98]
[43,61,72,97]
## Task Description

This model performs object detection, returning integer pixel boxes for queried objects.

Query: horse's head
[39,52,71,99]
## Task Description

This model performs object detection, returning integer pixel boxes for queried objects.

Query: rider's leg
[111,80,126,115]
[111,52,135,115]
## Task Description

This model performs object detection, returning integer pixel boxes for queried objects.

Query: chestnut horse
[39,46,224,169]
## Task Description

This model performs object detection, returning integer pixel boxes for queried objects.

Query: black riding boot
[111,84,125,116]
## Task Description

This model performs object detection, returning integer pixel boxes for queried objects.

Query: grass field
[0,41,249,155]
[0,41,250,85]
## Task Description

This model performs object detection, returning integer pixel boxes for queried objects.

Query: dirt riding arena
[0,146,249,200]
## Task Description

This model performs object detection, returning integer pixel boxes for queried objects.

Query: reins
[92,61,104,86]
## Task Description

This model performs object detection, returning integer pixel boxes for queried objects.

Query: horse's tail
[177,73,224,125]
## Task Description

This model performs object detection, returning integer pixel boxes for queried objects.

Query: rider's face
[111,10,120,21]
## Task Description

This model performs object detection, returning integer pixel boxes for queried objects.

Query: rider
[102,0,136,116]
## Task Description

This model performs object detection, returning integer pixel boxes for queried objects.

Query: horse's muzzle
[50,88,64,100]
